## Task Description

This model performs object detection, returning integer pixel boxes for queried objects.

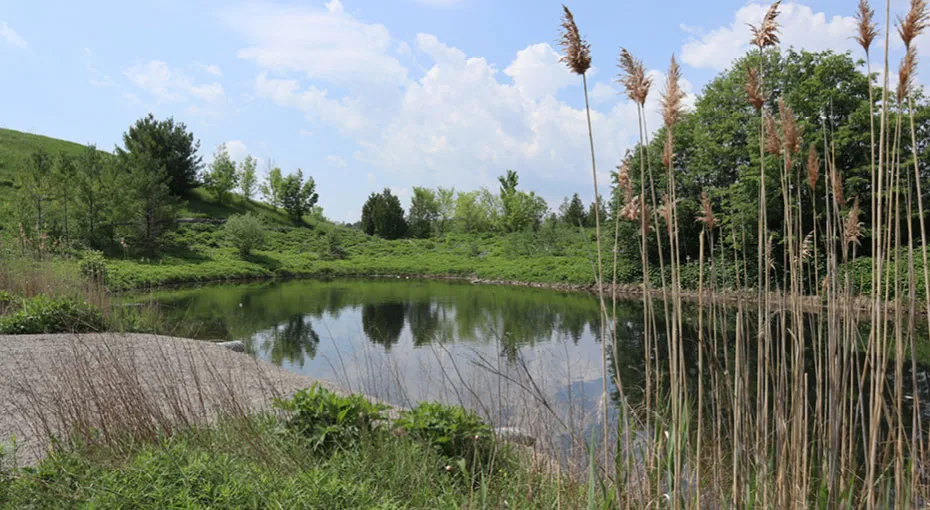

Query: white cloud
[223,0,408,88]
[224,140,249,162]
[234,4,697,202]
[124,60,225,103]
[0,22,27,49]
[255,73,370,134]
[680,3,859,70]
[196,63,223,77]
[503,43,576,100]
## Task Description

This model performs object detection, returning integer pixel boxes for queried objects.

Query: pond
[127,278,930,455]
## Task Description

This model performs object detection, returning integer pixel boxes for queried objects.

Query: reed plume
[617,160,633,203]
[898,50,916,102]
[844,198,862,245]
[765,112,782,155]
[855,0,879,52]
[806,144,820,191]
[832,167,846,207]
[660,55,686,128]
[749,1,782,49]
[617,48,651,105]
[778,98,800,155]
[898,0,929,50]
[697,191,715,230]
[558,5,591,75]
[745,65,765,111]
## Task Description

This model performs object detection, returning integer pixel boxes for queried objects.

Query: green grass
[0,414,596,509]
[0,128,88,202]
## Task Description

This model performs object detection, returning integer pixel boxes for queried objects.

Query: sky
[0,0,923,222]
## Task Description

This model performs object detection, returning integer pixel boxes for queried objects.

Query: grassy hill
[0,127,310,228]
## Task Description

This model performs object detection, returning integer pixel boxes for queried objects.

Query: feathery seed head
[855,0,879,52]
[660,55,686,128]
[898,0,929,50]
[778,97,800,155]
[898,50,917,102]
[662,135,675,170]
[765,112,782,156]
[845,198,862,245]
[697,191,715,230]
[749,1,782,49]
[832,166,846,207]
[745,66,765,111]
[806,144,820,191]
[617,48,652,105]
[559,6,592,75]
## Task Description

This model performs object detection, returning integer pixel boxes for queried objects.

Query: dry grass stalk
[696,191,715,230]
[800,231,813,261]
[660,55,686,128]
[749,1,782,49]
[745,65,765,111]
[898,0,929,49]
[558,5,591,75]
[806,144,820,191]
[617,48,651,105]
[662,136,675,170]
[617,160,633,203]
[844,198,862,245]
[856,0,879,52]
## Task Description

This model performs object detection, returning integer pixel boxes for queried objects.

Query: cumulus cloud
[223,140,249,162]
[504,43,576,100]
[124,60,225,103]
[0,22,27,49]
[223,0,408,88]
[680,2,859,70]
[232,2,697,202]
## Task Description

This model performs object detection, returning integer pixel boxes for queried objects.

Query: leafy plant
[78,250,108,285]
[0,291,16,315]
[223,213,265,258]
[0,295,106,334]
[396,401,495,471]
[274,385,388,452]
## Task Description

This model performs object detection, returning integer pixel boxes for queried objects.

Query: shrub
[78,250,108,285]
[323,231,348,260]
[0,295,106,334]
[223,213,265,258]
[274,385,388,451]
[395,402,495,471]
[0,291,16,315]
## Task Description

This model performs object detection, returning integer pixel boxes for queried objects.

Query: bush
[223,213,265,258]
[323,231,348,260]
[0,295,106,334]
[0,291,16,315]
[78,250,108,285]
[396,402,495,471]
[274,385,388,452]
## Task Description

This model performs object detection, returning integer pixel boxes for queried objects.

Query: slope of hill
[0,128,309,227]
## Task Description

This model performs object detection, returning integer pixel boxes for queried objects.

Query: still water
[128,278,930,447]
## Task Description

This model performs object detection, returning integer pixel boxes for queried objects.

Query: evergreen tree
[559,193,587,226]
[117,114,202,195]
[361,188,407,239]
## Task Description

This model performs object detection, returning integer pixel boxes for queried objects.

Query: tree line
[359,169,605,240]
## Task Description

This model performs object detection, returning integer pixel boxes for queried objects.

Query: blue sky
[0,0,917,222]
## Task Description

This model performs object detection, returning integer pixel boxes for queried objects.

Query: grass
[0,128,88,202]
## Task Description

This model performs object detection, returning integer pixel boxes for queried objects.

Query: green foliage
[0,291,16,315]
[119,151,182,255]
[78,250,108,284]
[260,166,284,211]
[116,114,202,195]
[203,143,239,205]
[396,401,495,471]
[408,186,440,238]
[0,295,105,334]
[560,193,587,227]
[279,169,319,225]
[222,213,265,258]
[238,155,257,201]
[323,230,348,260]
[274,384,388,452]
[361,188,407,240]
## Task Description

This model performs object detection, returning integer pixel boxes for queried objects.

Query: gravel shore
[0,333,344,466]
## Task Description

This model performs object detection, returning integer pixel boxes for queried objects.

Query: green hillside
[0,127,308,227]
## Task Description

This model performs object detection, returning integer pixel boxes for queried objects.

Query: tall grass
[559,0,930,507]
